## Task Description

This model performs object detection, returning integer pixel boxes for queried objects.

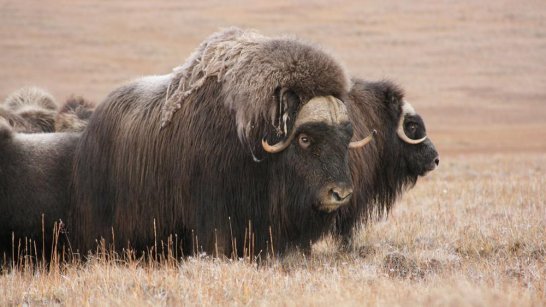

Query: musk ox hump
[2,87,58,132]
[161,27,350,145]
[3,87,58,112]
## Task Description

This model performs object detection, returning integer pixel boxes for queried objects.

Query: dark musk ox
[69,28,374,257]
[334,79,439,245]
[0,119,79,257]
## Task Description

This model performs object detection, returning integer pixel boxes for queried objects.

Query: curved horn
[397,101,427,145]
[262,95,349,154]
[262,132,297,153]
[349,129,377,149]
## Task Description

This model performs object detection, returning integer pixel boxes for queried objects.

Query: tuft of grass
[0,153,544,306]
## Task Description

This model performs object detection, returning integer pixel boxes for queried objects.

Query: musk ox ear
[275,88,300,137]
[250,88,300,162]
[265,88,300,144]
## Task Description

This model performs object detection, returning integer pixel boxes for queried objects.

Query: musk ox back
[1,88,95,133]
[2,87,58,133]
[334,79,439,244]
[70,28,373,257]
[0,119,79,258]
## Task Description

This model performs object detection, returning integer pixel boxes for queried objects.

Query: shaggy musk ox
[334,79,439,244]
[70,28,374,256]
[0,119,79,256]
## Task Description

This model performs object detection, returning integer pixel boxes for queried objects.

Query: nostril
[332,190,342,202]
[331,187,353,202]
[434,157,440,166]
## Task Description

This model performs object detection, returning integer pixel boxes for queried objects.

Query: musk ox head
[262,92,374,212]
[2,87,58,132]
[351,80,438,179]
[396,99,439,176]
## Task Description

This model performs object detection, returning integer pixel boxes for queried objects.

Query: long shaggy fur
[0,119,80,258]
[162,27,350,141]
[70,28,351,256]
[334,79,439,243]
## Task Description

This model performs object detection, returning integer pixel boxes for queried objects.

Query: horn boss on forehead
[262,96,375,153]
[397,101,427,145]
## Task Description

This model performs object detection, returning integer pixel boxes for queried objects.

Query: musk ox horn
[262,95,349,153]
[349,129,377,149]
[397,101,427,145]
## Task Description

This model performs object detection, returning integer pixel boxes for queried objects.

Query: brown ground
[1,0,545,156]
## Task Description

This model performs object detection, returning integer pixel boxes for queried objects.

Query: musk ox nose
[317,184,353,212]
[331,187,353,203]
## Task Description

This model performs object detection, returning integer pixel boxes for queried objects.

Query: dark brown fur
[0,119,80,260]
[70,28,354,257]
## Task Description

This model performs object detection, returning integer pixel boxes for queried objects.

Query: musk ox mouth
[315,203,344,213]
[420,157,439,176]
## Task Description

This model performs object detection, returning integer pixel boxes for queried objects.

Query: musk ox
[55,96,96,132]
[70,28,374,257]
[334,79,439,245]
[0,119,79,257]
[2,87,58,133]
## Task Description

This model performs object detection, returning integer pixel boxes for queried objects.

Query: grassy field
[1,153,543,306]
[1,0,545,305]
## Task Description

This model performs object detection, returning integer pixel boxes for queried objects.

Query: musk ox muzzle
[317,183,354,212]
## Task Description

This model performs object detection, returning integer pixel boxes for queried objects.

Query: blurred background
[1,0,545,155]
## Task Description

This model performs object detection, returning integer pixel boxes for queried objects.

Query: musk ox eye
[298,134,311,149]
[407,122,418,134]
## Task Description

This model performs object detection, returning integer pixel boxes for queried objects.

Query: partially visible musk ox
[334,79,439,245]
[70,28,374,256]
[1,87,95,133]
[2,87,58,132]
[55,96,96,132]
[0,119,79,256]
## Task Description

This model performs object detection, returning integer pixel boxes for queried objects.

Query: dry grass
[0,153,544,306]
